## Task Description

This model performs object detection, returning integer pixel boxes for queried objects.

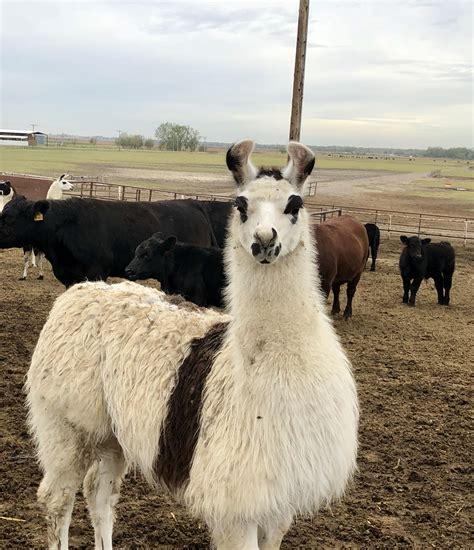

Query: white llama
[26,141,359,550]
[21,174,74,280]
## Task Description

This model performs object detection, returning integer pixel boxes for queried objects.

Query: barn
[0,129,47,147]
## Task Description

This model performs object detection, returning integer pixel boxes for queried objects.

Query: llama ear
[226,140,258,186]
[282,142,315,189]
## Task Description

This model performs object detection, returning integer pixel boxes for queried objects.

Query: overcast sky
[1,0,472,148]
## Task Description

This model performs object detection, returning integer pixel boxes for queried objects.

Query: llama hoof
[408,302,415,307]
[18,276,26,281]
[37,275,44,280]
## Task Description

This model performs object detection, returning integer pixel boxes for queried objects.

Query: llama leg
[212,522,259,550]
[20,250,31,280]
[83,448,126,550]
[34,417,92,549]
[258,517,292,549]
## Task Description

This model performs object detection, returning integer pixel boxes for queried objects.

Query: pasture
[1,146,473,215]
[1,241,472,548]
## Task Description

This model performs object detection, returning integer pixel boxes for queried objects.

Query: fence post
[388,215,392,240]
[465,219,468,247]
[149,189,152,202]
[89,183,94,198]
[417,214,422,237]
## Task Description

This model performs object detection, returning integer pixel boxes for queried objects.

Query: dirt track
[1,242,473,548]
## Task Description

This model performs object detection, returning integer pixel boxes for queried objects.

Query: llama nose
[254,227,277,248]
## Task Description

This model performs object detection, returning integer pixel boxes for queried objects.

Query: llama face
[55,174,74,192]
[227,140,314,265]
[234,180,305,264]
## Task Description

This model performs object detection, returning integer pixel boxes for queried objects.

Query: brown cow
[313,215,369,319]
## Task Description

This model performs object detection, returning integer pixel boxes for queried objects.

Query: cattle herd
[0,141,457,549]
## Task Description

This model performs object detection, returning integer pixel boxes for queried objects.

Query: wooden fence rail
[50,180,474,245]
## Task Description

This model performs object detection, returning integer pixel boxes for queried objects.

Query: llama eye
[234,196,248,223]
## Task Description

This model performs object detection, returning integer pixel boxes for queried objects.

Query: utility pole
[289,0,310,143]
[117,129,122,150]
[30,123,37,132]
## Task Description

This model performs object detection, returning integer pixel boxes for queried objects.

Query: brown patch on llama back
[155,321,228,491]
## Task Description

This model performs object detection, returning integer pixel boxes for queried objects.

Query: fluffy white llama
[21,174,74,280]
[26,141,359,550]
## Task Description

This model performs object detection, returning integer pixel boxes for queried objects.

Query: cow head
[0,198,50,248]
[226,140,314,265]
[400,235,431,259]
[125,233,177,281]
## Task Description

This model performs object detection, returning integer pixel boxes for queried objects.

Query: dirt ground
[1,241,473,549]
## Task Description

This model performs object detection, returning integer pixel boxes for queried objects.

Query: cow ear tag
[34,212,44,222]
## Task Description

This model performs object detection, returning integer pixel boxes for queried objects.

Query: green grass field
[1,145,472,179]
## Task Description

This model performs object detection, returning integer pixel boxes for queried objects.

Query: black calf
[126,233,225,308]
[399,236,455,306]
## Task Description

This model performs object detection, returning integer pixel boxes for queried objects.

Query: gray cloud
[1,0,471,147]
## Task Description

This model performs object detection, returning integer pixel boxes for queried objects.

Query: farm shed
[0,129,47,146]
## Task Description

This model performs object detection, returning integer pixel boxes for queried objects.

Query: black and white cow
[0,196,231,287]
[365,223,380,271]
[125,232,225,308]
[399,235,455,306]
[0,180,15,212]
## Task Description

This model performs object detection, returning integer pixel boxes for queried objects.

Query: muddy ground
[1,241,473,549]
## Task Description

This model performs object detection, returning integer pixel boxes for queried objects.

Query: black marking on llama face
[284,194,304,224]
[155,322,228,491]
[234,195,248,223]
[256,167,283,180]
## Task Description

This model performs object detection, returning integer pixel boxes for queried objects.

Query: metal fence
[63,180,473,245]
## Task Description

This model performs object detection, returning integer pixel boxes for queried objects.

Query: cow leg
[370,244,377,271]
[402,276,410,303]
[36,251,45,280]
[19,250,32,280]
[433,273,445,305]
[443,270,454,306]
[343,274,361,320]
[331,283,341,315]
[409,277,423,306]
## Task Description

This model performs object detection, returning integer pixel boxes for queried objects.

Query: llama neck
[46,184,62,200]
[226,224,323,346]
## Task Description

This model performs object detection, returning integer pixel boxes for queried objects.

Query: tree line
[115,123,202,151]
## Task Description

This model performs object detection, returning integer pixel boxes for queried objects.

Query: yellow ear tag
[34,212,44,222]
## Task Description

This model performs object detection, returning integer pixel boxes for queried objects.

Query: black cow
[125,232,225,308]
[365,223,380,271]
[399,236,455,306]
[0,196,230,287]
